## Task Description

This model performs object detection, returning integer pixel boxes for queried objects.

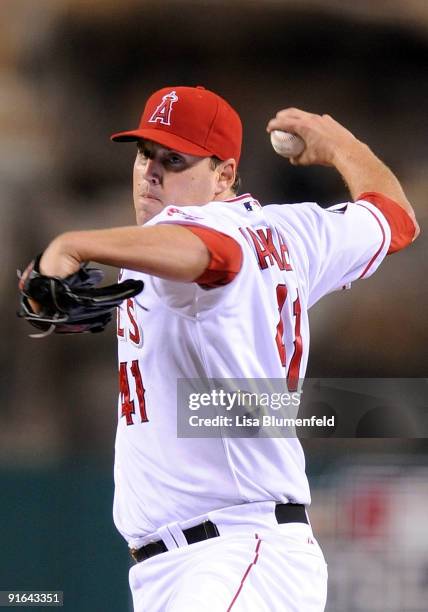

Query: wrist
[40,232,83,277]
[331,140,372,171]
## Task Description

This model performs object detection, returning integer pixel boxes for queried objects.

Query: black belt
[130,503,308,563]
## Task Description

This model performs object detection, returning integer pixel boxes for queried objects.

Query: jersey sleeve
[146,204,243,289]
[142,204,247,311]
[357,192,416,253]
[183,226,243,288]
[276,200,392,308]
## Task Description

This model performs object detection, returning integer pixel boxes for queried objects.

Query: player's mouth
[140,193,162,203]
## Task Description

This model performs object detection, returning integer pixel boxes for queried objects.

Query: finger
[266,117,302,134]
[18,261,34,290]
[289,154,307,166]
[276,108,317,119]
[274,108,320,124]
[28,297,41,314]
[266,110,322,135]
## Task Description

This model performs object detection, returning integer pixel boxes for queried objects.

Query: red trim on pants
[227,534,262,611]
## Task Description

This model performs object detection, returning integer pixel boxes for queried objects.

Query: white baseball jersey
[113,193,391,547]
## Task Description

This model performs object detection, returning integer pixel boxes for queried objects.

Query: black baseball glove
[18,255,144,337]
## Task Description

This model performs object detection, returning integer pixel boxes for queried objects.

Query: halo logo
[148,90,179,125]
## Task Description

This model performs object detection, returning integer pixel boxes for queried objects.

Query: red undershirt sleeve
[357,192,416,254]
[180,225,243,289]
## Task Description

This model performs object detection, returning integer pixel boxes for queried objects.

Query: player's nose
[141,157,161,185]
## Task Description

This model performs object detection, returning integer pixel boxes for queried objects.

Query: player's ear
[214,158,237,196]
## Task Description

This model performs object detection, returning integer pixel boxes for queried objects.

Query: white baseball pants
[129,516,327,611]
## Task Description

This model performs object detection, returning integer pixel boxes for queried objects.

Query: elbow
[386,211,420,254]
[357,191,420,251]
[389,219,419,253]
[412,217,421,241]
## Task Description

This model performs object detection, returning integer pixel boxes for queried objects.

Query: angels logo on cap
[148,90,179,126]
[111,85,242,164]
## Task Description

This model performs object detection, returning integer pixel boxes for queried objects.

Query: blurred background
[1,0,427,610]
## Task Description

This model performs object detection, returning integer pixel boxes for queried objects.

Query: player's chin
[134,197,165,224]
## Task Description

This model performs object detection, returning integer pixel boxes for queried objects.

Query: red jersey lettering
[241,226,293,272]
[127,298,141,345]
[117,307,125,338]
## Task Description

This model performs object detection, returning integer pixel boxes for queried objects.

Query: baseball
[270,130,305,158]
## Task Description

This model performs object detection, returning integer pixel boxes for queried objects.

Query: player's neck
[213,188,236,202]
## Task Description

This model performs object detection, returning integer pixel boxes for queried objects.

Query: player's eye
[136,142,152,159]
[163,154,186,170]
[167,154,184,165]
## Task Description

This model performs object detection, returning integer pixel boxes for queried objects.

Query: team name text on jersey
[240,226,293,272]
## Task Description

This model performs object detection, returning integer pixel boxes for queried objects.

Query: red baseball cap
[111,85,242,164]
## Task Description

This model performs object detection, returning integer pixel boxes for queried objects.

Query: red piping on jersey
[355,203,386,279]
[225,192,252,203]
[226,535,262,611]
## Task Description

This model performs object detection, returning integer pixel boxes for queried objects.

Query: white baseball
[270,130,305,158]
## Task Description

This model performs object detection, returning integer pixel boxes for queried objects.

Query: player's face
[133,140,220,225]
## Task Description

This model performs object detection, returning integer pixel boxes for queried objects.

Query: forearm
[266,109,419,238]
[333,141,418,229]
[334,143,401,200]
[40,225,210,280]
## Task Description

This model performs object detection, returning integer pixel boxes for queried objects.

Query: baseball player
[22,86,418,611]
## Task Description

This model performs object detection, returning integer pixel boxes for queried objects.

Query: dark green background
[0,463,129,611]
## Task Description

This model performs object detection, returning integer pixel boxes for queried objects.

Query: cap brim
[110,128,214,158]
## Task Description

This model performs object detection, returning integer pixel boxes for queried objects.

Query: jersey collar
[224,193,261,208]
